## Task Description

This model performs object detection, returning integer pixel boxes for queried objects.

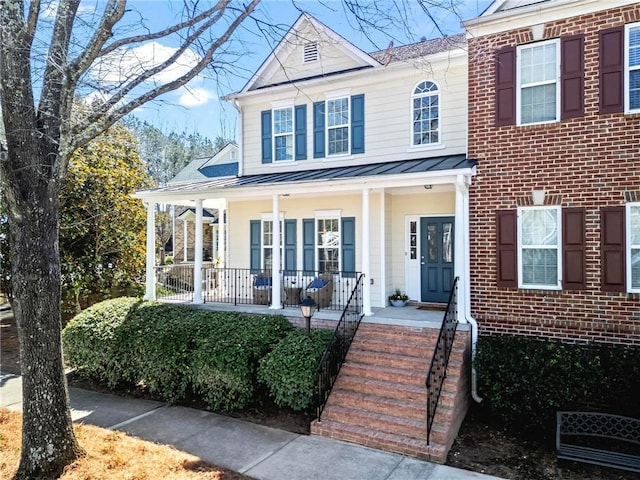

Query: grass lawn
[0,409,252,480]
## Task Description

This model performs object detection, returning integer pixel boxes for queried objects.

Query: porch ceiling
[135,155,477,206]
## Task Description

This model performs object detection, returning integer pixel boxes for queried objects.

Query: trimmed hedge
[258,329,334,411]
[476,335,640,436]
[62,298,294,407]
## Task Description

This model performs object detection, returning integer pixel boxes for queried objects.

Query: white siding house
[135,13,476,316]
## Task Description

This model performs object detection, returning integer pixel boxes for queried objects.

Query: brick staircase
[310,322,470,463]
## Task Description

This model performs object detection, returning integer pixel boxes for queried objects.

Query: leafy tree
[59,124,153,315]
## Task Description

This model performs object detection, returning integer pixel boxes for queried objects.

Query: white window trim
[625,22,640,114]
[516,38,560,126]
[626,202,640,293]
[517,205,562,290]
[272,105,294,162]
[315,216,341,273]
[410,80,442,148]
[325,96,350,157]
[261,218,284,271]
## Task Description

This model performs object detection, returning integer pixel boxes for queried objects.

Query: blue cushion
[255,276,272,287]
[309,277,328,289]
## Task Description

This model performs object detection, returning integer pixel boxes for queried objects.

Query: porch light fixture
[300,296,317,336]
[532,189,546,205]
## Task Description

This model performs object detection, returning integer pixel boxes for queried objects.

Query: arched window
[412,81,439,146]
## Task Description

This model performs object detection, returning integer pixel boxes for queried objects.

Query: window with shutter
[517,39,560,125]
[627,203,640,292]
[517,206,562,289]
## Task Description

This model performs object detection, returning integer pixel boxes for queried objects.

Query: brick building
[464,0,640,345]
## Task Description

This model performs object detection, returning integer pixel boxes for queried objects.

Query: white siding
[238,56,468,176]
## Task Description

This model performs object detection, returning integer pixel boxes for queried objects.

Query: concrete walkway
[1,372,503,480]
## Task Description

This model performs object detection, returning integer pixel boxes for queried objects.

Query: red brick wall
[467,4,640,345]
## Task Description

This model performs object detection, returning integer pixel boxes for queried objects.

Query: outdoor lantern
[300,296,316,336]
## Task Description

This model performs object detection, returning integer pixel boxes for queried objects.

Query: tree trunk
[11,195,83,479]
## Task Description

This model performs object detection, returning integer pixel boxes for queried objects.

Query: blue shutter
[284,219,297,274]
[295,105,307,160]
[303,218,315,275]
[250,220,261,273]
[261,110,272,164]
[342,217,356,278]
[351,94,364,154]
[313,101,325,158]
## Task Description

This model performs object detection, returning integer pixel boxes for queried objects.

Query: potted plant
[388,289,409,307]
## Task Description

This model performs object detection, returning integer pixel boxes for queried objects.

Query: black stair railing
[315,273,365,421]
[425,276,459,445]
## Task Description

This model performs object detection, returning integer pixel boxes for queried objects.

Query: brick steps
[311,323,470,463]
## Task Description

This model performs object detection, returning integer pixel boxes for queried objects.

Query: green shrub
[258,328,333,411]
[63,300,293,408]
[476,335,640,436]
[62,297,142,386]
[191,314,293,410]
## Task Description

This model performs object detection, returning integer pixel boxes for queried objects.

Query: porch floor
[158,298,463,330]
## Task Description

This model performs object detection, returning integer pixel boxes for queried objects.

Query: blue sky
[125,0,492,141]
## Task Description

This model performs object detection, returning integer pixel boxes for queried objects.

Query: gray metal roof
[138,155,476,195]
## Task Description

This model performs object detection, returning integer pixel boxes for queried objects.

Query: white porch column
[193,199,204,304]
[183,216,188,262]
[218,203,226,266]
[454,176,469,323]
[144,202,156,301]
[379,189,386,307]
[270,194,282,309]
[362,188,372,316]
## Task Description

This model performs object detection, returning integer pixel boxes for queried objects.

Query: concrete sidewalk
[1,372,504,480]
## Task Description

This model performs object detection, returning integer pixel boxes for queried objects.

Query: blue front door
[420,217,454,303]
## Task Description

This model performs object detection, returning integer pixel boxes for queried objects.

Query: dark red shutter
[562,208,586,290]
[561,35,584,119]
[495,47,516,126]
[601,207,626,292]
[496,210,517,287]
[599,27,624,114]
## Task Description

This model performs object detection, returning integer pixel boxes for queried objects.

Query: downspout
[461,174,483,403]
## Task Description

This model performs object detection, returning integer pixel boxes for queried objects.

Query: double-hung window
[412,81,439,146]
[627,23,640,113]
[628,203,640,292]
[273,107,294,161]
[262,219,283,270]
[517,39,560,125]
[518,206,562,289]
[317,218,340,272]
[327,97,349,156]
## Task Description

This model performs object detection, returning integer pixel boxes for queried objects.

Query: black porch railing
[316,273,364,421]
[425,276,459,445]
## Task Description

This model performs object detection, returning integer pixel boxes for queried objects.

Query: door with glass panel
[420,217,454,303]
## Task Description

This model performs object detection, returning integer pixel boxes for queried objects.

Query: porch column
[183,216,188,262]
[454,175,469,324]
[193,199,204,304]
[218,203,226,266]
[379,189,386,307]
[362,188,372,316]
[144,201,156,301]
[270,194,282,309]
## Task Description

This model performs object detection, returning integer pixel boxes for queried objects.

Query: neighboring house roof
[138,155,476,196]
[177,207,217,221]
[169,143,238,184]
[482,0,551,16]
[369,34,466,64]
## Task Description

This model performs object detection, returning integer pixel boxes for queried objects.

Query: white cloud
[92,42,201,86]
[177,87,217,107]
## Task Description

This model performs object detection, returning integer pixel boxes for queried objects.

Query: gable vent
[303,41,319,63]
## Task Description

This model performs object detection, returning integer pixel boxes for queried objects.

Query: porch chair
[253,272,272,305]
[305,273,334,309]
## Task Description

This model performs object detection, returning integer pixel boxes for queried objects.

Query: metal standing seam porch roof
[136,155,477,197]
